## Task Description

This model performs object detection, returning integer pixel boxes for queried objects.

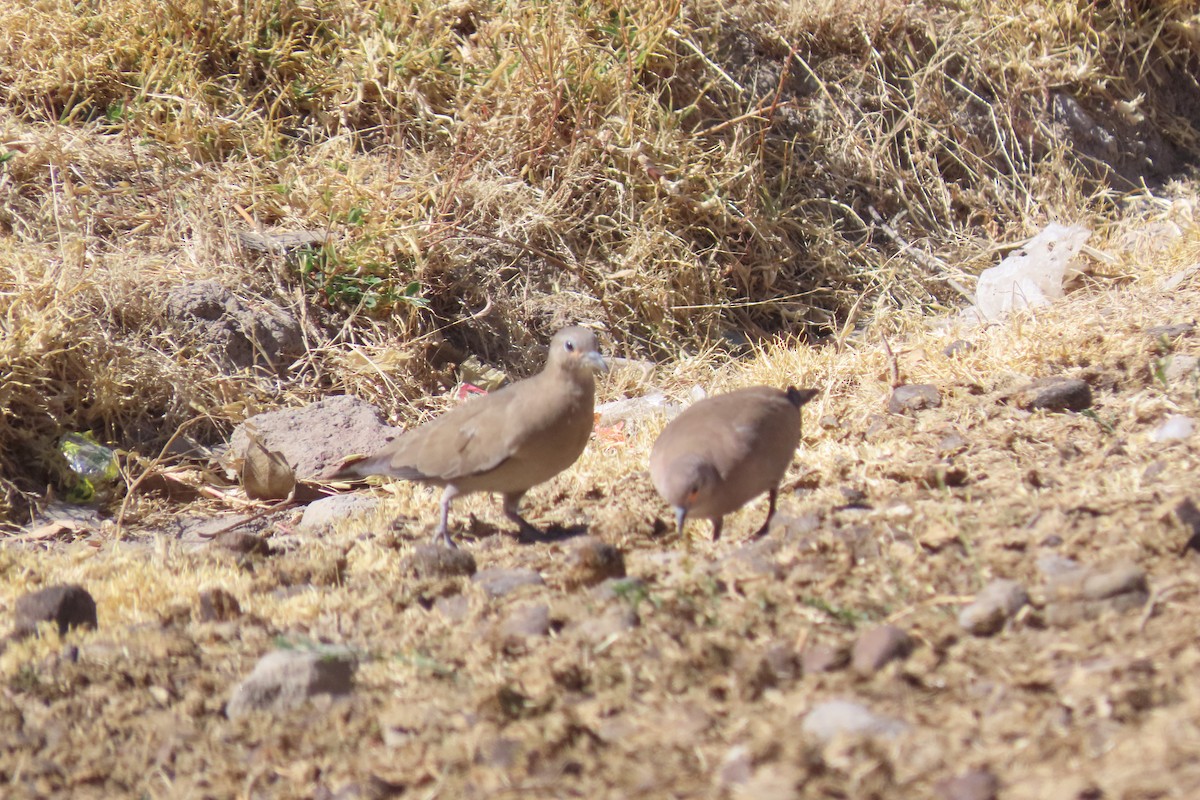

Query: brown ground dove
[650,385,818,540]
[327,327,607,547]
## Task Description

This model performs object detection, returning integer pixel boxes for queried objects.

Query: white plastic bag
[971,223,1091,321]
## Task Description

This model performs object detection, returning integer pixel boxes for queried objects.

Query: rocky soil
[2,219,1200,799]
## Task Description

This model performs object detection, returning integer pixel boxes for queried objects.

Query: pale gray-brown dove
[650,385,818,540]
[327,327,607,547]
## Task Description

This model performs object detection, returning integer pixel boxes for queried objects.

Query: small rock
[801,699,908,742]
[935,768,1000,800]
[563,536,626,588]
[818,414,840,430]
[958,579,1029,636]
[888,384,942,414]
[404,544,477,579]
[1162,354,1199,382]
[472,567,545,599]
[716,745,753,788]
[226,647,356,718]
[1143,459,1169,483]
[320,776,406,800]
[1151,414,1194,443]
[1146,321,1195,340]
[476,736,523,769]
[801,643,850,675]
[212,530,272,556]
[298,495,380,535]
[497,603,551,640]
[1014,377,1092,412]
[943,340,974,357]
[1044,562,1149,627]
[198,588,242,623]
[12,585,98,639]
[1174,498,1200,555]
[851,625,912,674]
[1080,563,1148,601]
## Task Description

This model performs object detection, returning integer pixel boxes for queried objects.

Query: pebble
[1175,498,1200,554]
[958,579,1029,636]
[1151,414,1194,443]
[1014,377,1092,412]
[801,699,909,742]
[403,544,477,579]
[472,567,545,599]
[935,768,1000,800]
[1146,321,1195,340]
[888,384,942,414]
[12,584,98,639]
[716,745,753,788]
[563,536,626,588]
[851,625,912,674]
[226,647,356,718]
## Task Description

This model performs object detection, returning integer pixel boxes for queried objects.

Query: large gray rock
[226,647,356,718]
[228,395,403,480]
[166,280,302,372]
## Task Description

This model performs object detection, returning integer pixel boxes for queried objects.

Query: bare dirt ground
[2,209,1199,799]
